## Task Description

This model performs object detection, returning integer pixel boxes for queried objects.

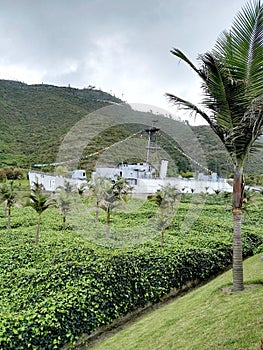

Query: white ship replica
[29,125,232,195]
[92,126,232,195]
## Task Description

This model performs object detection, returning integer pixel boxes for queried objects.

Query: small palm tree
[99,177,131,238]
[0,181,18,229]
[27,181,55,243]
[88,176,107,222]
[166,1,263,290]
[151,184,179,247]
[56,181,74,230]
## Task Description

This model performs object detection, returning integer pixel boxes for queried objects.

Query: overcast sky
[0,0,247,124]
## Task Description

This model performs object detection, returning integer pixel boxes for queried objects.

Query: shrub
[0,232,261,349]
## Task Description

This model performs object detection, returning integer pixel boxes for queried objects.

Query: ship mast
[145,121,160,167]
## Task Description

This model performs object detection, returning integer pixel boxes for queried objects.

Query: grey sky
[0,0,247,123]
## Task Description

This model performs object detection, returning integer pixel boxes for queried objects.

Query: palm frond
[200,53,234,129]
[166,93,209,119]
[214,1,263,99]
[170,48,206,81]
[168,1,263,168]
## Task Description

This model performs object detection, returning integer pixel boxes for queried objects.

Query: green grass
[91,254,263,350]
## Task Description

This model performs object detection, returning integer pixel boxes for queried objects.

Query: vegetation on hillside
[0,80,121,167]
[0,79,261,178]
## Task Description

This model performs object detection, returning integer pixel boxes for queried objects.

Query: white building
[28,169,87,192]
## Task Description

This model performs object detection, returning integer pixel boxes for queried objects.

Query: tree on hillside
[26,181,55,243]
[166,0,263,291]
[0,181,18,229]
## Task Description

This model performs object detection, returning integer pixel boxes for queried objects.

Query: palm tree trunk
[35,214,41,244]
[62,214,66,230]
[95,202,99,222]
[232,166,244,292]
[160,229,164,248]
[106,208,110,239]
[3,203,7,218]
[7,207,11,229]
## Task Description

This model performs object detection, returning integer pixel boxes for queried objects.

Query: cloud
[0,0,247,123]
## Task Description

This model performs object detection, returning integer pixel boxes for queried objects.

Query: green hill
[0,79,262,178]
[0,80,122,167]
[0,80,198,176]
[192,125,263,176]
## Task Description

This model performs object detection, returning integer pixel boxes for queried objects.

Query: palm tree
[88,176,107,222]
[99,177,131,238]
[56,181,74,230]
[27,181,55,243]
[151,184,179,247]
[0,181,18,229]
[166,1,263,291]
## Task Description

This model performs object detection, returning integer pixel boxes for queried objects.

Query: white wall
[132,177,232,195]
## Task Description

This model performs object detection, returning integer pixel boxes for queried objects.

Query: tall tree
[0,181,18,229]
[166,0,263,291]
[27,181,55,243]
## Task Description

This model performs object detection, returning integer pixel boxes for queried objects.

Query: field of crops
[0,191,262,349]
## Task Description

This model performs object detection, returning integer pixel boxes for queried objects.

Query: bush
[0,232,262,349]
[0,167,24,180]
[0,197,262,349]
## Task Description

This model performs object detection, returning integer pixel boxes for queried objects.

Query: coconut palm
[166,1,263,291]
[0,181,18,229]
[27,181,55,243]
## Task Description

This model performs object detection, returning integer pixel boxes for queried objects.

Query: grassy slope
[92,254,263,350]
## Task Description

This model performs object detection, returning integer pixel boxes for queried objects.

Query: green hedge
[0,231,262,349]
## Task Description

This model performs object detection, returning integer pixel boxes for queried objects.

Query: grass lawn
[91,254,263,350]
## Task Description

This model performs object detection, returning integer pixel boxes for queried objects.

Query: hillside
[0,79,262,177]
[192,125,263,176]
[0,80,122,167]
[0,80,197,176]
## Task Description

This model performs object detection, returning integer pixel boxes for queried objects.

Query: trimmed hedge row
[0,230,262,349]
